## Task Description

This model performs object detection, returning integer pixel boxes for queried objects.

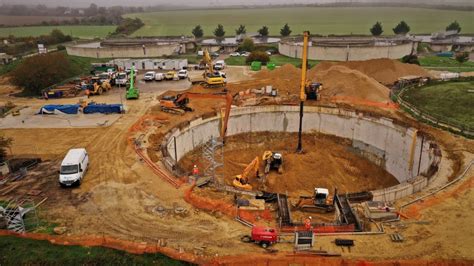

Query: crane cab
[314,188,330,205]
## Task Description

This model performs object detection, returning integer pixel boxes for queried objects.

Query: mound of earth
[311,65,390,102]
[311,58,430,85]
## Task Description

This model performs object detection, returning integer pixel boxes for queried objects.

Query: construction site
[0,33,473,265]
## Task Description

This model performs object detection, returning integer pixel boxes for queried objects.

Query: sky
[0,0,472,7]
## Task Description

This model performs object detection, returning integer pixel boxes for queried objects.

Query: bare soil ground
[179,132,399,197]
[1,59,473,263]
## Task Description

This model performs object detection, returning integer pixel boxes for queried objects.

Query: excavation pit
[162,105,442,202]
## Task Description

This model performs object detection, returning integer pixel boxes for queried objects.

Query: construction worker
[304,216,312,231]
[192,165,199,177]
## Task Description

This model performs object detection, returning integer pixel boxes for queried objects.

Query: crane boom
[297,31,310,152]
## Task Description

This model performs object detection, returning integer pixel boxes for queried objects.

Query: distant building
[417,31,473,53]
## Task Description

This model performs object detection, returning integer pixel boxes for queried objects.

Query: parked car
[214,60,225,70]
[240,51,250,57]
[165,71,176,80]
[59,148,89,187]
[210,52,220,58]
[155,73,165,81]
[144,71,156,81]
[177,69,188,79]
[230,52,240,57]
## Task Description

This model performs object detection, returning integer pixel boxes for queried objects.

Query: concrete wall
[67,43,183,58]
[162,105,441,200]
[279,42,416,61]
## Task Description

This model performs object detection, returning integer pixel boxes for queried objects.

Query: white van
[59,148,89,187]
[214,60,225,70]
[155,73,165,81]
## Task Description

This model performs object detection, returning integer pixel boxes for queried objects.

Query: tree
[258,26,269,37]
[393,21,410,35]
[446,21,461,33]
[50,29,72,43]
[455,52,469,64]
[235,24,246,35]
[280,23,292,37]
[192,25,203,38]
[0,136,12,163]
[370,22,383,36]
[246,51,270,65]
[10,53,74,95]
[214,24,225,38]
[86,3,98,17]
[238,38,255,52]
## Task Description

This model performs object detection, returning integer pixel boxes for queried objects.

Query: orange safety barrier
[184,184,237,217]
[1,230,472,265]
[127,114,183,188]
[280,224,356,234]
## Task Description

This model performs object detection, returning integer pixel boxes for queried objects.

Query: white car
[177,69,188,79]
[155,73,165,81]
[144,71,156,81]
[214,60,225,70]
[230,52,240,57]
[240,52,250,57]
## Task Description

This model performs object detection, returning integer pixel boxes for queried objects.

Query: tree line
[370,20,462,36]
[192,20,464,39]
[0,30,72,56]
[192,23,292,38]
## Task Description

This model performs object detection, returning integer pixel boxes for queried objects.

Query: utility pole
[297,31,310,153]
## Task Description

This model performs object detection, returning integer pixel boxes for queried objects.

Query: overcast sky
[0,0,472,7]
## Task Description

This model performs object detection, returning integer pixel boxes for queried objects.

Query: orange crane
[232,156,261,190]
[159,92,233,140]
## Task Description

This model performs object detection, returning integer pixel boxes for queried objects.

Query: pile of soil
[179,132,399,197]
[311,58,430,85]
[310,65,390,102]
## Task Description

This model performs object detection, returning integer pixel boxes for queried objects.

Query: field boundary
[392,82,474,138]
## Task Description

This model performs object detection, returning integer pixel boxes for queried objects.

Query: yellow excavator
[85,77,112,96]
[232,157,261,190]
[262,151,283,174]
[189,49,226,88]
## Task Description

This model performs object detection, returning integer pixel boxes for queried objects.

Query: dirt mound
[311,58,430,85]
[311,65,390,102]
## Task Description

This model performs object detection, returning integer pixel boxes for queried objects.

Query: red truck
[241,226,278,248]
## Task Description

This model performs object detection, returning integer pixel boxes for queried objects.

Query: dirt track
[1,59,474,263]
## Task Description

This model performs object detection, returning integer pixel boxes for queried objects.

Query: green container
[251,61,262,71]
[267,63,276,70]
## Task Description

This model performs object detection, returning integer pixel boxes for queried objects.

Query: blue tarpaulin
[38,104,80,115]
[83,104,123,114]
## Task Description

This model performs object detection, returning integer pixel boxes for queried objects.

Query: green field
[0,25,115,38]
[0,236,189,265]
[419,55,474,72]
[125,7,474,37]
[402,81,474,129]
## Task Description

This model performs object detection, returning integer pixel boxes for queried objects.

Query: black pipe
[297,101,304,153]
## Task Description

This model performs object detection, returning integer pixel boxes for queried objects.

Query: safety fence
[1,229,472,265]
[128,114,184,188]
[392,83,473,138]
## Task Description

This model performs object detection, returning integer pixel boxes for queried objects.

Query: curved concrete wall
[279,41,416,61]
[66,43,182,58]
[162,105,441,201]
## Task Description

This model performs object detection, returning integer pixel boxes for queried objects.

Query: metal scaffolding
[202,136,224,188]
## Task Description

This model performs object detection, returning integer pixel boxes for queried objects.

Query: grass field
[0,15,76,26]
[0,236,189,265]
[125,7,474,37]
[419,56,474,72]
[0,25,115,38]
[225,54,318,67]
[402,80,474,129]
